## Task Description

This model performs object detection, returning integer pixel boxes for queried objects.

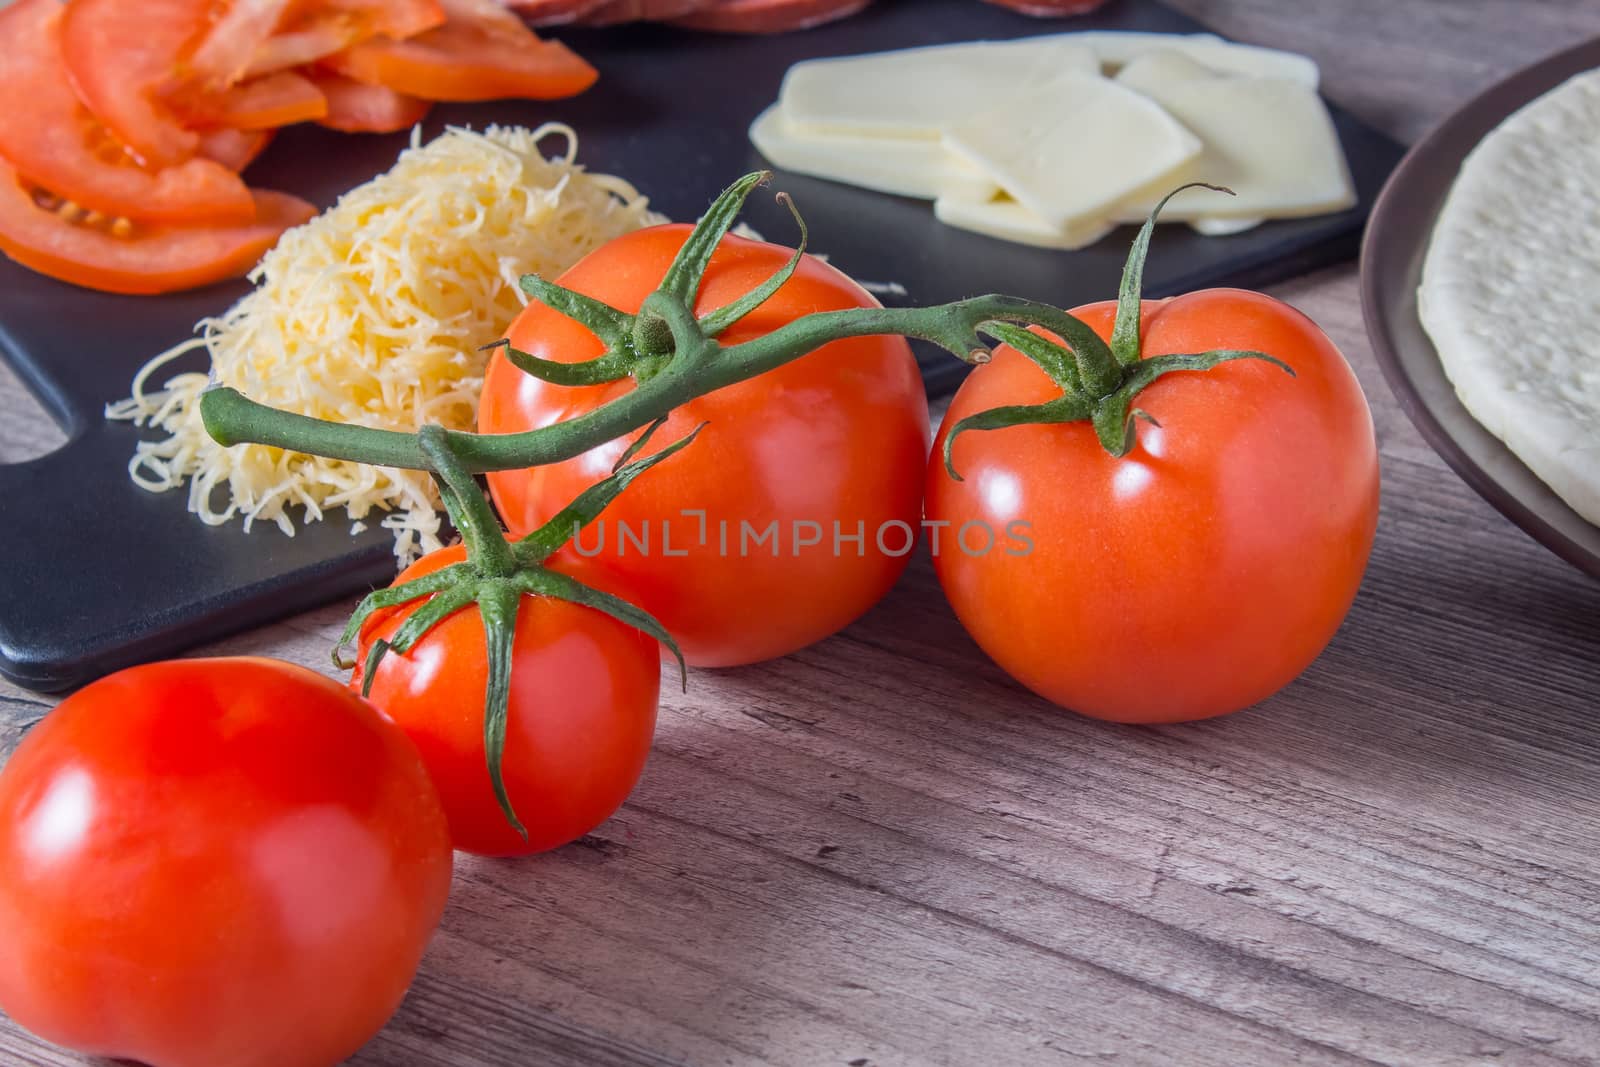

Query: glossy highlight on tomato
[927,291,1380,724]
[0,658,453,1067]
[480,224,930,668]
[353,545,663,856]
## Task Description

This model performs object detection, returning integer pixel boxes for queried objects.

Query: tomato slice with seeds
[60,0,211,169]
[310,72,432,133]
[245,0,447,79]
[323,0,597,102]
[175,70,329,129]
[0,0,255,225]
[0,163,315,295]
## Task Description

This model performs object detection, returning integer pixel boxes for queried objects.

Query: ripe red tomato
[352,545,663,856]
[479,225,930,668]
[926,291,1380,723]
[0,657,453,1067]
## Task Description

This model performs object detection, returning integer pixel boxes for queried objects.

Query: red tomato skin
[0,658,452,1067]
[353,546,663,857]
[927,292,1380,724]
[480,225,930,668]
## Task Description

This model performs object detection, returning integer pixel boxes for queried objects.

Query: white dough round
[1418,67,1600,525]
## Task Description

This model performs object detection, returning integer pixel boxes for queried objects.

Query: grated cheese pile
[107,123,664,562]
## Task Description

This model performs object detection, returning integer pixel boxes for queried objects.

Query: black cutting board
[0,0,1404,692]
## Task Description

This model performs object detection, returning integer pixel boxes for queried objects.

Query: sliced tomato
[183,0,297,90]
[310,72,433,133]
[0,0,254,225]
[175,70,329,129]
[245,0,447,79]
[323,0,598,101]
[0,163,315,295]
[198,128,276,172]
[322,0,449,38]
[60,0,211,169]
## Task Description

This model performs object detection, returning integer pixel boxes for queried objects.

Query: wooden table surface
[4,2,1600,1064]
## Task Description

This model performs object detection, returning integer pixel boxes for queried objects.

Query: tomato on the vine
[926,290,1380,724]
[479,225,930,668]
[0,658,453,1067]
[352,544,663,856]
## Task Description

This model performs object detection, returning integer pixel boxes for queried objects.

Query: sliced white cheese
[943,71,1202,230]
[933,193,1113,250]
[1069,30,1319,87]
[1111,50,1354,222]
[1189,216,1263,236]
[749,105,998,202]
[778,38,1099,140]
[1068,30,1223,65]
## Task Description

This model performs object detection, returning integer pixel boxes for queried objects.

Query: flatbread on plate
[1418,67,1600,526]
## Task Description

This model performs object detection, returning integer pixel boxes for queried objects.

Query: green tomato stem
[417,425,516,578]
[200,293,1102,475]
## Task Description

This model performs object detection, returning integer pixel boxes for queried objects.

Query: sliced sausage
[506,0,612,23]
[578,0,715,24]
[671,0,872,33]
[981,0,1109,15]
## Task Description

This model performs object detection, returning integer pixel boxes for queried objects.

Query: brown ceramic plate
[1360,37,1600,579]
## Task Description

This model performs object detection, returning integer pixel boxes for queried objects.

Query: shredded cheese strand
[107,124,664,562]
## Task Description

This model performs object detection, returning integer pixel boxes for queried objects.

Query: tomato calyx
[482,171,811,387]
[335,422,697,836]
[941,183,1297,478]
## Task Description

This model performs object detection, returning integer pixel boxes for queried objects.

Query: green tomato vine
[199,172,1287,834]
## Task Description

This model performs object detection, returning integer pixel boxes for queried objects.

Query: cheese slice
[1069,30,1319,87]
[778,38,1099,140]
[1190,215,1263,236]
[1112,50,1354,222]
[749,105,998,202]
[944,71,1202,229]
[934,193,1114,250]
